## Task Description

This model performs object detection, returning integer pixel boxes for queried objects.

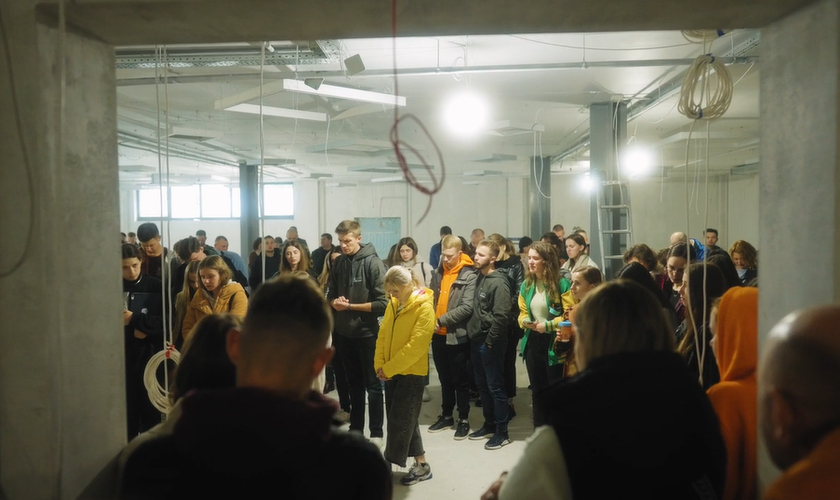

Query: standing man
[249,235,280,291]
[286,226,309,249]
[468,228,485,260]
[761,305,840,499]
[214,235,248,279]
[552,224,569,260]
[137,222,178,282]
[467,240,513,450]
[311,233,335,276]
[428,235,477,440]
[328,220,388,442]
[429,225,452,269]
[704,228,721,253]
[552,224,565,240]
[127,232,138,245]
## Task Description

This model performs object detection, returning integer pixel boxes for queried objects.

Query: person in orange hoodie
[427,235,477,440]
[707,287,758,500]
[761,305,840,500]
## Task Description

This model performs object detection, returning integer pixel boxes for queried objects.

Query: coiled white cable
[144,343,181,414]
[681,29,729,44]
[678,54,733,121]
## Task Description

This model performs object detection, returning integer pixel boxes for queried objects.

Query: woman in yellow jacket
[375,266,435,486]
[182,256,248,341]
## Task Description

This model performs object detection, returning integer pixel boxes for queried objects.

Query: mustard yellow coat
[374,287,435,378]
[182,281,248,341]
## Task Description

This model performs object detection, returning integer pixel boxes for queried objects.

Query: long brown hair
[677,263,726,356]
[524,241,563,302]
[279,240,312,274]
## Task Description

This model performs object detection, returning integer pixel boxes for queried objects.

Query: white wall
[727,174,760,249]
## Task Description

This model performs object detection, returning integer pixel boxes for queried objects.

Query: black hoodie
[120,388,392,500]
[327,242,388,339]
[466,271,513,345]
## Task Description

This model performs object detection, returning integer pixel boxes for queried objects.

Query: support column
[529,156,552,240]
[239,161,260,257]
[589,101,627,279]
[0,17,124,500]
[759,0,840,489]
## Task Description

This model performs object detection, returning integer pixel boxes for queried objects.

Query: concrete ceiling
[113,29,761,187]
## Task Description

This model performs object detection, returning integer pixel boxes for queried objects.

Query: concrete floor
[328,350,533,499]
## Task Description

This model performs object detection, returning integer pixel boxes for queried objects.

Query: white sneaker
[370,436,384,450]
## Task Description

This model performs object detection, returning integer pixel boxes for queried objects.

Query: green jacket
[517,277,571,360]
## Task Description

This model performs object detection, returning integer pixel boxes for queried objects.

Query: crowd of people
[117,220,840,499]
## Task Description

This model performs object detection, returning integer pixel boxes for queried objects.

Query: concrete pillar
[759,0,840,489]
[0,13,124,500]
[239,161,260,257]
[529,156,552,239]
[589,101,627,278]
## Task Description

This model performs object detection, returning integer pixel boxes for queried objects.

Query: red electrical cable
[390,0,445,224]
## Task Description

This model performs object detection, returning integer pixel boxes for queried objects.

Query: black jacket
[120,388,392,500]
[429,264,477,340]
[327,243,387,339]
[493,255,525,308]
[466,272,512,344]
[537,351,727,500]
[249,252,281,291]
[124,275,165,341]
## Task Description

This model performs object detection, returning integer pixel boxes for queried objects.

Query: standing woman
[663,242,696,323]
[556,266,603,377]
[728,240,758,285]
[676,262,727,389]
[182,256,248,341]
[561,233,597,281]
[375,266,436,486]
[122,243,165,440]
[173,260,201,349]
[518,242,571,426]
[397,236,432,287]
[279,240,317,280]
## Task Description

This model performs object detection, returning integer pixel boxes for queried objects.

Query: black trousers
[125,337,162,440]
[431,334,472,420]
[334,334,384,437]
[503,322,522,399]
[523,332,565,427]
[384,375,425,467]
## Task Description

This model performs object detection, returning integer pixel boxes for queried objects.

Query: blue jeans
[384,375,425,467]
[471,335,509,432]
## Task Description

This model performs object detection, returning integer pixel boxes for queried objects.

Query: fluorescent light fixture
[370,176,405,184]
[210,175,230,182]
[283,79,406,107]
[462,181,481,186]
[325,182,356,187]
[224,103,328,122]
[168,126,224,142]
[463,170,503,177]
[348,162,429,173]
[306,173,333,179]
[730,163,760,176]
[487,120,545,137]
[470,153,518,163]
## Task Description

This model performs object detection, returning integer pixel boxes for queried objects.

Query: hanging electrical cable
[390,0,445,225]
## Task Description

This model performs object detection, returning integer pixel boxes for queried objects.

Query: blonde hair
[335,219,361,238]
[441,234,463,251]
[574,280,674,370]
[384,265,419,289]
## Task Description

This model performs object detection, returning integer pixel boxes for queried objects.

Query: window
[136,184,290,220]
[262,183,294,218]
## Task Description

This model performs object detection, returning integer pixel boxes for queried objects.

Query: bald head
[760,305,840,470]
[670,232,688,246]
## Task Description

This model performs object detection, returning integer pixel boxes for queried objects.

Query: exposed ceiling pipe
[118,131,240,167]
[116,56,756,86]
[551,31,761,164]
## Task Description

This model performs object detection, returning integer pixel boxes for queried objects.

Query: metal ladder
[596,179,634,276]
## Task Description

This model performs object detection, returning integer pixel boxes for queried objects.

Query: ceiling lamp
[442,90,490,138]
[283,79,406,107]
[224,103,327,122]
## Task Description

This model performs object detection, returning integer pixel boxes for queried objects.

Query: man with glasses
[428,235,477,440]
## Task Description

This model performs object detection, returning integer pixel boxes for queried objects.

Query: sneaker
[454,420,470,440]
[485,432,512,450]
[400,462,433,485]
[427,415,454,433]
[422,387,432,402]
[474,397,483,408]
[468,424,495,440]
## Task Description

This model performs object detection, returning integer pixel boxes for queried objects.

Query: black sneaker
[474,397,483,408]
[400,462,432,485]
[468,424,495,440]
[485,432,512,450]
[427,415,454,433]
[454,420,470,440]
